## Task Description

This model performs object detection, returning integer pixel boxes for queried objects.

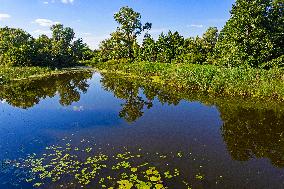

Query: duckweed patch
[9,140,207,188]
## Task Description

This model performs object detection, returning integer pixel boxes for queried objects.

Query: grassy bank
[0,66,92,84]
[101,72,284,111]
[93,61,284,101]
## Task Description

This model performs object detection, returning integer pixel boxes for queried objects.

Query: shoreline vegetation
[0,66,92,84]
[0,0,283,100]
[92,61,284,101]
[98,71,284,112]
[2,62,283,101]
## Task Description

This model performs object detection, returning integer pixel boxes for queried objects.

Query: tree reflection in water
[1,71,284,168]
[0,71,92,109]
[101,74,153,122]
[220,106,284,168]
[100,72,284,168]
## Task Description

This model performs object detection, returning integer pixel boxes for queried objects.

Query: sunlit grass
[94,61,284,101]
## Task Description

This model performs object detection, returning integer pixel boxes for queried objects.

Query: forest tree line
[0,24,93,67]
[98,0,283,69]
[0,0,283,69]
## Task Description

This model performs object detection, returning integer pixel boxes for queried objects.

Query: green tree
[0,27,36,66]
[202,27,219,63]
[268,0,283,58]
[215,0,283,68]
[140,34,158,62]
[71,38,93,61]
[50,24,76,66]
[34,34,53,66]
[0,24,90,67]
[113,6,152,60]
[156,31,184,63]
[180,37,202,64]
[179,27,218,64]
[99,31,129,61]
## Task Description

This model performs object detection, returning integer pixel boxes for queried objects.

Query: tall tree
[140,34,157,62]
[265,0,284,68]
[113,6,152,60]
[71,38,92,61]
[0,24,90,67]
[215,0,283,68]
[0,27,35,66]
[156,31,184,63]
[34,34,53,66]
[99,30,129,61]
[180,36,204,64]
[50,24,75,66]
[202,27,219,63]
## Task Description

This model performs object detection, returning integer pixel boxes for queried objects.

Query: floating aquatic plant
[2,138,207,188]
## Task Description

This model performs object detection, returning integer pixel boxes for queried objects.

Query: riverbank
[0,66,93,84]
[100,72,284,111]
[92,61,284,101]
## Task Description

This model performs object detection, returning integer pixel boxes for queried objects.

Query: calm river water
[0,71,283,189]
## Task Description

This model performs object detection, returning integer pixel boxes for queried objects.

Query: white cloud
[188,24,204,28]
[61,0,74,4]
[43,1,49,4]
[0,13,11,21]
[34,18,60,27]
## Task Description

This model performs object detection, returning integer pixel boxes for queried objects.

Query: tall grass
[95,61,284,101]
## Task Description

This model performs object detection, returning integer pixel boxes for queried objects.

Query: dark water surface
[0,71,283,189]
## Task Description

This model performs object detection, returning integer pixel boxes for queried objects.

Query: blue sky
[0,0,235,49]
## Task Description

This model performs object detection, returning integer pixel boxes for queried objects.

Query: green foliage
[97,6,222,65]
[0,27,36,66]
[34,34,53,66]
[214,0,283,68]
[114,6,152,60]
[261,55,284,69]
[155,31,184,63]
[178,27,218,64]
[3,3,281,69]
[269,0,284,59]
[140,35,158,62]
[201,27,219,63]
[179,37,204,64]
[99,6,152,62]
[96,61,284,101]
[51,24,88,67]
[99,31,129,61]
[96,3,283,68]
[0,24,93,68]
